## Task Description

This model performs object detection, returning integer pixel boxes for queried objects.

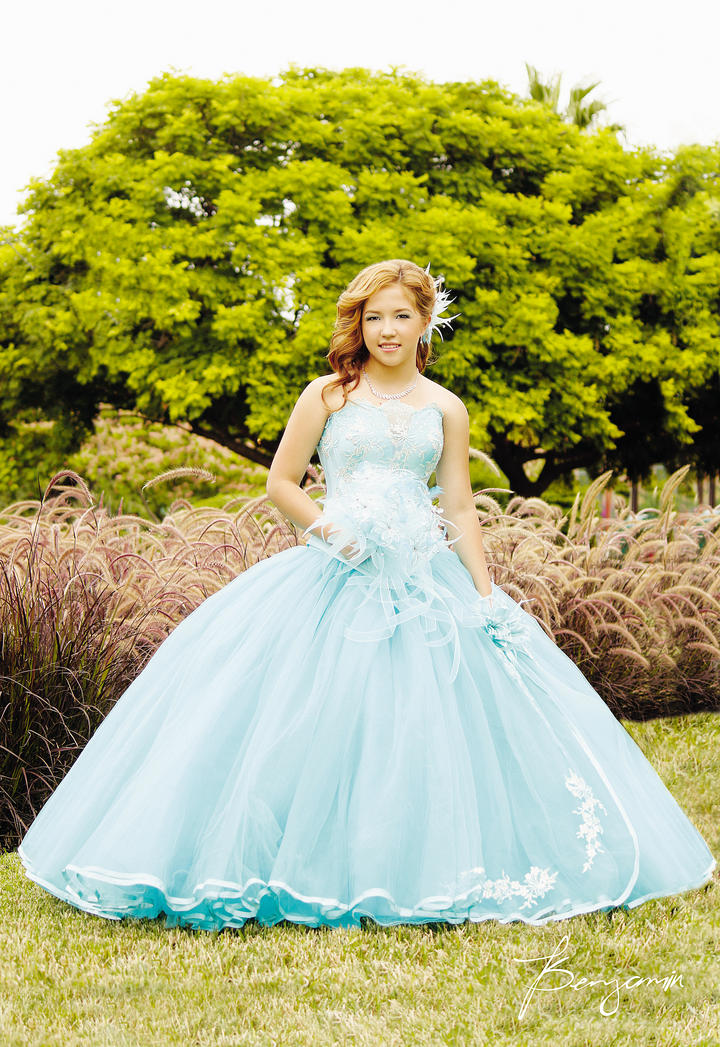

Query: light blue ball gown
[17,397,716,930]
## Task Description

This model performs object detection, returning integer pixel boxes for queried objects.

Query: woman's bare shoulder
[420,376,466,419]
[313,373,357,412]
[315,373,340,394]
[285,374,341,427]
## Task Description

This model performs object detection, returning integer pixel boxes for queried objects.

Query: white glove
[302,515,372,567]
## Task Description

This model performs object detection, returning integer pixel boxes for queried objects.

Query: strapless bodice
[303,397,460,571]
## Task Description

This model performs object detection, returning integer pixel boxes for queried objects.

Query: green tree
[1,66,718,502]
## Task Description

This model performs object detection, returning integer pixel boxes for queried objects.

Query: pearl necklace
[362,364,419,401]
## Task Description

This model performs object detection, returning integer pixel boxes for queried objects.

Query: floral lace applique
[445,863,559,910]
[318,409,372,485]
[310,400,452,561]
[565,769,608,873]
[317,400,444,493]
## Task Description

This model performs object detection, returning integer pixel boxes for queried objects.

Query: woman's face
[361,283,431,368]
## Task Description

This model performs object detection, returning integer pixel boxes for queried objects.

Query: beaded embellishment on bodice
[305,398,454,572]
[317,399,445,497]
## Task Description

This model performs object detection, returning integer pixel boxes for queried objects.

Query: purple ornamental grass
[1,463,718,853]
[0,468,301,852]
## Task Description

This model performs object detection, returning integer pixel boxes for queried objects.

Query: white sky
[2,0,719,228]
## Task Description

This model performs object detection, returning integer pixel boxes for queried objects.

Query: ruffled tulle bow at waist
[301,465,535,682]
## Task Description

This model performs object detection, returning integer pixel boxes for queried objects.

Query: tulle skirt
[17,541,716,930]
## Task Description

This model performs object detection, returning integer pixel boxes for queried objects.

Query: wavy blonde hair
[321,259,440,413]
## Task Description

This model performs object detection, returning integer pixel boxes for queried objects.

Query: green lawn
[2,713,718,1047]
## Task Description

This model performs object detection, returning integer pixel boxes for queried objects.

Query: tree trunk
[188,420,276,470]
[488,434,590,499]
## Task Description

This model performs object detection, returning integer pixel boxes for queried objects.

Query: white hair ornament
[420,263,460,344]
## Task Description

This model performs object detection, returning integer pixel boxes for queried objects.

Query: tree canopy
[1,65,719,500]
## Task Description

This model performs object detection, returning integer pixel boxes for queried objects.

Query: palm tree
[525,63,625,134]
[526,65,562,111]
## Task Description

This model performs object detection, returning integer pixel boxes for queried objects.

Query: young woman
[18,259,716,930]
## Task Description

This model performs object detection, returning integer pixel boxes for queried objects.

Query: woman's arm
[265,377,356,553]
[434,396,493,599]
[265,377,331,533]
